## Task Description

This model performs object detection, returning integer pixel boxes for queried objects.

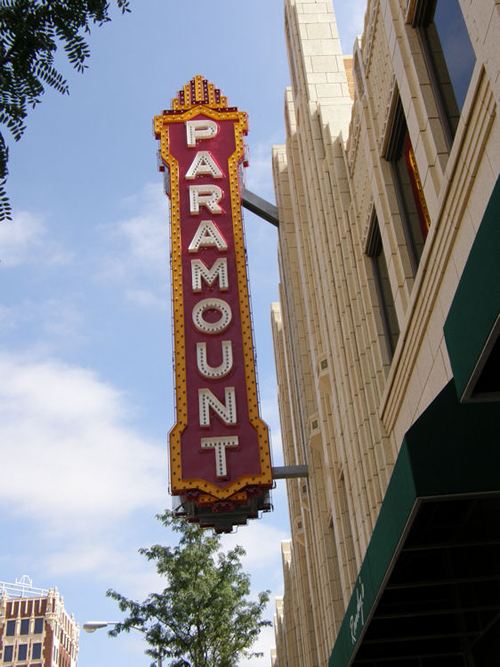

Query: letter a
[188,220,227,252]
[186,151,223,179]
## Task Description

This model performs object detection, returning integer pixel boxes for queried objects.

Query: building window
[413,0,476,142]
[32,643,42,660]
[366,213,400,357]
[18,644,28,660]
[19,618,30,635]
[3,645,14,662]
[5,620,15,636]
[34,618,44,634]
[385,97,430,271]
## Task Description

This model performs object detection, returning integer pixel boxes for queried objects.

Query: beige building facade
[271,0,500,665]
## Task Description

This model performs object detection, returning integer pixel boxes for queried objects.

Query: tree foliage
[0,0,130,220]
[107,511,271,667]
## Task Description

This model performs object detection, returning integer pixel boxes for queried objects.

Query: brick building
[0,578,79,667]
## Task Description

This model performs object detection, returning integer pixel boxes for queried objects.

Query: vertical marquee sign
[154,76,272,531]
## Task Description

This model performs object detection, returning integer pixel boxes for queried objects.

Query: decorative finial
[171,74,229,111]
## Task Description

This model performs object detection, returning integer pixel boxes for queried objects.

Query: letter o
[192,298,232,334]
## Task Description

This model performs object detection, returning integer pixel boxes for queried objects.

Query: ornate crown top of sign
[171,74,230,111]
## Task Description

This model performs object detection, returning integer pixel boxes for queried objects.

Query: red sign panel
[154,76,272,527]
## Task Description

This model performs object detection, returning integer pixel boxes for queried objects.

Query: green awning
[329,381,500,666]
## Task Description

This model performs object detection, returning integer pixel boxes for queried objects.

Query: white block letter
[197,341,233,379]
[191,258,228,292]
[186,151,223,180]
[201,436,239,478]
[192,298,232,334]
[186,119,218,147]
[199,387,237,426]
[188,220,227,253]
[189,185,223,215]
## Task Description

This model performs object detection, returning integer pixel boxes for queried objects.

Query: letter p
[186,120,218,147]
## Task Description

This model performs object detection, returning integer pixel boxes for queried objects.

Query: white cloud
[43,541,164,599]
[95,183,170,313]
[124,288,167,310]
[0,298,85,346]
[0,352,168,592]
[41,299,84,339]
[0,354,164,528]
[100,183,170,281]
[221,520,288,572]
[0,211,71,267]
[44,544,119,577]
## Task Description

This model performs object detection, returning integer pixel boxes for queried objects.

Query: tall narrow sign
[154,76,272,531]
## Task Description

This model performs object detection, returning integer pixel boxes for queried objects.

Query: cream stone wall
[271,0,499,664]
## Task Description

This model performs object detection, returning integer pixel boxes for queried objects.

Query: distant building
[0,577,79,667]
[271,0,499,665]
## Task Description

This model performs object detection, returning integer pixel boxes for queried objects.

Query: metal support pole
[242,189,279,227]
[272,465,308,479]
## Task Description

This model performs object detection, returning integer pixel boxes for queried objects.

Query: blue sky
[0,1,365,664]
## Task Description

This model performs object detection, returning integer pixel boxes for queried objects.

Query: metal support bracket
[242,188,279,227]
[272,465,308,480]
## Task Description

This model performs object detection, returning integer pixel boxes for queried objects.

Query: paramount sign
[154,76,272,531]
